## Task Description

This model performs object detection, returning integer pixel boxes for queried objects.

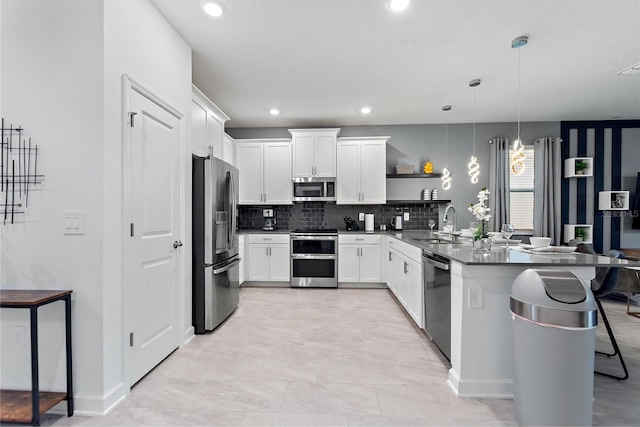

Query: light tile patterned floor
[41,287,639,426]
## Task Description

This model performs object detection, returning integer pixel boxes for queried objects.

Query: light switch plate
[64,211,84,235]
[403,212,410,221]
[359,212,365,221]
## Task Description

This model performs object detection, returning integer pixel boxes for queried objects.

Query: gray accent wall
[621,128,640,249]
[228,121,560,230]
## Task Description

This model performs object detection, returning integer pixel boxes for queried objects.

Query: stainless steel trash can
[510,269,598,426]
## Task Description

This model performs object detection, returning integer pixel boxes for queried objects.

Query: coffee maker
[262,209,277,231]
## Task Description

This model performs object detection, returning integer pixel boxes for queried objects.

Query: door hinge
[129,112,137,127]
[129,332,134,347]
[130,223,134,237]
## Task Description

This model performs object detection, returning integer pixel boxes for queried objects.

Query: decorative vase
[473,222,491,251]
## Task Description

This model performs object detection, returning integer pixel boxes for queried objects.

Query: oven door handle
[423,256,450,271]
[290,236,337,241]
[290,254,337,259]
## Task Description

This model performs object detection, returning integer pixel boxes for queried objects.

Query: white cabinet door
[403,256,423,328]
[386,248,395,290]
[236,143,264,205]
[191,100,208,156]
[264,142,293,205]
[269,243,290,281]
[247,244,270,281]
[238,237,245,284]
[292,134,315,177]
[359,244,382,282]
[338,244,360,282]
[222,133,234,166]
[207,112,224,160]
[336,141,361,204]
[315,133,337,177]
[360,140,386,203]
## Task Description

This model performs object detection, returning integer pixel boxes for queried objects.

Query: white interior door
[129,87,181,385]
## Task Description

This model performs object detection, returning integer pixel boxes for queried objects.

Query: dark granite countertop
[388,230,640,267]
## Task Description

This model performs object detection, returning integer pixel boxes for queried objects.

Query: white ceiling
[150,0,640,128]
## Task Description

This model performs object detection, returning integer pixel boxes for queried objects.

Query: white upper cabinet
[191,85,230,159]
[222,132,235,166]
[235,139,292,205]
[290,128,339,177]
[336,136,388,204]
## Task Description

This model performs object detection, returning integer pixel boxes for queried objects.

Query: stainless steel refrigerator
[192,156,240,333]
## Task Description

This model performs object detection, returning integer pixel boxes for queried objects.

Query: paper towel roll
[364,213,374,232]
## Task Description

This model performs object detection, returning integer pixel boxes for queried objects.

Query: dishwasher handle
[423,255,450,271]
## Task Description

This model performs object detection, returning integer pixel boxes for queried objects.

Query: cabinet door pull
[388,251,392,261]
[404,261,409,274]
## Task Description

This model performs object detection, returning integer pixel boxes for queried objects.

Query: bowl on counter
[529,237,552,248]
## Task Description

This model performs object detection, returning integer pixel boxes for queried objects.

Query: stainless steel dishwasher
[422,249,451,361]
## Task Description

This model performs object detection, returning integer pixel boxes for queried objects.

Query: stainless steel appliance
[262,208,276,231]
[290,228,338,287]
[192,156,240,333]
[391,215,403,230]
[422,249,451,360]
[293,177,336,202]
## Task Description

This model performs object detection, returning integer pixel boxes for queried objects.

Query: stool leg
[30,307,40,426]
[595,297,629,380]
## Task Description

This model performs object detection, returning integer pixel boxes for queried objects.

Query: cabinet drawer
[339,234,382,245]
[247,234,289,244]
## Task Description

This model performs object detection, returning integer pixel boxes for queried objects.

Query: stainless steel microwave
[292,177,336,202]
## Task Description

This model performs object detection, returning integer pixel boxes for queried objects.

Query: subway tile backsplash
[238,202,440,231]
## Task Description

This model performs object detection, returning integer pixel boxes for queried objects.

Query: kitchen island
[389,230,639,399]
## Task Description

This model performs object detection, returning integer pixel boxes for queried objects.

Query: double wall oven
[290,228,338,288]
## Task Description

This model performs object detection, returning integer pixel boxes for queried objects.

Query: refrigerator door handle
[229,170,237,249]
[213,257,241,274]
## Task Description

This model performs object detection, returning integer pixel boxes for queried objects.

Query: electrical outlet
[13,325,25,349]
[359,212,365,221]
[403,212,410,221]
[468,287,483,308]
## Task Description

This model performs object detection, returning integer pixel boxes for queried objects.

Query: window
[508,145,535,231]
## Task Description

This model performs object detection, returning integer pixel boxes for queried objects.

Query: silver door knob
[173,240,183,249]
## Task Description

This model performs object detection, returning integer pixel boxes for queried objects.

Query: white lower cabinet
[386,236,424,328]
[246,234,290,282]
[338,234,383,283]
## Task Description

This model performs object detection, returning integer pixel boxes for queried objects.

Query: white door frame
[121,74,185,388]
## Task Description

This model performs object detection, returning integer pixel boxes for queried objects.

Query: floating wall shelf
[564,157,593,178]
[598,191,629,210]
[386,173,443,179]
[564,224,593,244]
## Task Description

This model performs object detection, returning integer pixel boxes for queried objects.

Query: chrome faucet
[443,204,457,237]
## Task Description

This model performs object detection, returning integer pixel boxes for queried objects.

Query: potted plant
[575,227,585,242]
[575,160,588,175]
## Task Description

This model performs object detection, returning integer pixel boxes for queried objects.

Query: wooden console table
[0,290,73,426]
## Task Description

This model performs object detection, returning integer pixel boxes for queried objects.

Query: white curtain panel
[533,137,562,243]
[489,138,510,232]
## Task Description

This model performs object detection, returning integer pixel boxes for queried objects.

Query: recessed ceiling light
[389,0,410,12]
[269,108,280,116]
[201,1,225,17]
[360,106,372,114]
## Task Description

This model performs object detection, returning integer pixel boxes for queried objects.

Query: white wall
[0,0,106,408]
[102,0,192,413]
[1,0,192,415]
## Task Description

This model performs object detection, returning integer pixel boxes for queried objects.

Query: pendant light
[511,35,528,175]
[468,79,481,184]
[441,105,452,190]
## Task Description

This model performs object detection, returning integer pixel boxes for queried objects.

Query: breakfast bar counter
[388,230,640,399]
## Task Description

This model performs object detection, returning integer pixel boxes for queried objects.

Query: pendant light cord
[473,87,477,155]
[517,46,521,143]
